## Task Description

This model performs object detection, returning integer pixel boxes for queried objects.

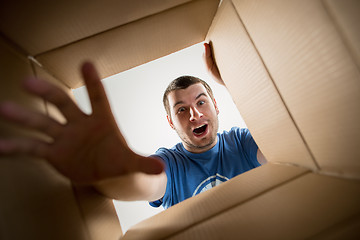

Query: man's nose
[189,107,203,121]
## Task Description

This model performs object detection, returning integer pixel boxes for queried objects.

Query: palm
[0,62,163,184]
[48,111,123,182]
[203,42,224,85]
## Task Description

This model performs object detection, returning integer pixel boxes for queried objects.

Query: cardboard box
[1,0,359,239]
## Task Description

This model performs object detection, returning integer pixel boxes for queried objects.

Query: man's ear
[167,115,175,129]
[213,98,219,115]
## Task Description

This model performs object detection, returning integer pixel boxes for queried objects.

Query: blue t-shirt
[150,127,260,209]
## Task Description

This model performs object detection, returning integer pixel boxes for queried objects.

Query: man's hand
[0,62,164,184]
[203,42,225,85]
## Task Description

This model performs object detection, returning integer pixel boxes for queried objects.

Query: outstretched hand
[0,62,164,184]
[203,42,224,85]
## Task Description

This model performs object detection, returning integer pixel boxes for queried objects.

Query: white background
[72,42,246,233]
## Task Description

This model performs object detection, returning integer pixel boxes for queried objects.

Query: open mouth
[193,124,208,136]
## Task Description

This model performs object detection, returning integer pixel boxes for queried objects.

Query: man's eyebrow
[195,93,207,100]
[173,101,184,109]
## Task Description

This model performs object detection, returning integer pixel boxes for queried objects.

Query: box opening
[72,42,247,233]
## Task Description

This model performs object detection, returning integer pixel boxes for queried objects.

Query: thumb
[204,42,211,58]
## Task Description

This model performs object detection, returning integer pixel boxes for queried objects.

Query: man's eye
[177,107,185,113]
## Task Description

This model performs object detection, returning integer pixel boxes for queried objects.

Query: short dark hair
[163,76,214,116]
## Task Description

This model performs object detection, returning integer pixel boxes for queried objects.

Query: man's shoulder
[218,126,244,139]
[218,127,253,147]
[152,143,186,160]
[154,143,182,153]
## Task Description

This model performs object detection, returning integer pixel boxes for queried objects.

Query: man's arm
[204,43,268,166]
[94,169,167,201]
[0,62,166,201]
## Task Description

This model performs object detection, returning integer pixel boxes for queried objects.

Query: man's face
[167,83,219,153]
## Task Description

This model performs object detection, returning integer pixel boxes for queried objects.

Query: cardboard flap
[206,0,318,170]
[0,0,192,55]
[123,163,309,239]
[229,0,360,178]
[34,0,220,88]
[0,36,89,240]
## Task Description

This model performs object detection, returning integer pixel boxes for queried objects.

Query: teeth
[193,124,207,135]
[195,124,206,130]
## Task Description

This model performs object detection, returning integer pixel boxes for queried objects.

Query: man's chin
[184,137,217,152]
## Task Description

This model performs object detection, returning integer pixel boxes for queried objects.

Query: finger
[203,43,214,71]
[81,62,112,115]
[0,138,50,159]
[23,77,83,121]
[204,42,212,58]
[0,102,63,138]
[203,43,224,85]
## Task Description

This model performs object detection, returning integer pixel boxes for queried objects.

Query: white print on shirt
[192,173,229,196]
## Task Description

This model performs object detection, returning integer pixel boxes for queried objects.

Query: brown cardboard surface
[308,214,360,240]
[0,37,47,141]
[0,37,90,239]
[0,37,37,111]
[0,0,191,55]
[123,163,309,239]
[34,65,123,240]
[205,0,317,170]
[232,0,360,178]
[73,186,123,240]
[0,159,91,240]
[168,172,360,240]
[34,0,220,88]
[324,0,360,68]
[2,0,360,239]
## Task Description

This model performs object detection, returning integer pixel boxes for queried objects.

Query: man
[150,74,266,208]
[0,43,266,208]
